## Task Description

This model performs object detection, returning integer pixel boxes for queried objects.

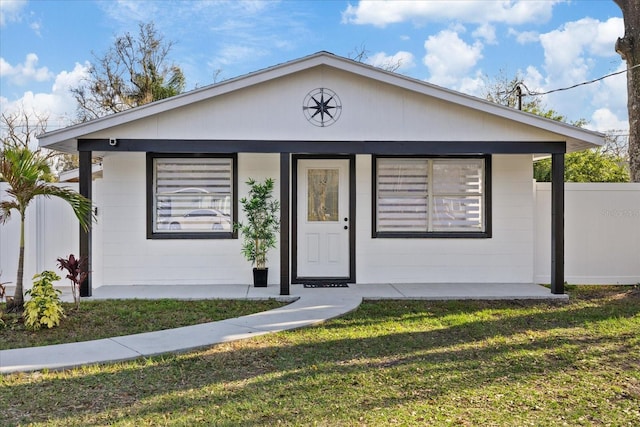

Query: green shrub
[24,271,64,330]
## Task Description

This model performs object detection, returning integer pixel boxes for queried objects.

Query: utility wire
[518,63,640,97]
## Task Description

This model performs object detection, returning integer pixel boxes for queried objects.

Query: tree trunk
[7,215,25,312]
[614,0,640,182]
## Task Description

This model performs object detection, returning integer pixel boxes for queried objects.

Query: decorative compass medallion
[302,88,342,127]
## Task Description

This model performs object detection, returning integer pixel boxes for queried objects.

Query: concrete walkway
[0,283,566,374]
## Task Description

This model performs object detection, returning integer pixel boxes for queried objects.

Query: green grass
[1,286,639,426]
[0,299,286,350]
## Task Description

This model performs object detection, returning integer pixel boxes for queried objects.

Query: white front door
[296,159,350,279]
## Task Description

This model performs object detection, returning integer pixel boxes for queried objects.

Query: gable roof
[39,51,604,153]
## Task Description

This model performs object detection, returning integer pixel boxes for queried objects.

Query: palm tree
[0,144,93,312]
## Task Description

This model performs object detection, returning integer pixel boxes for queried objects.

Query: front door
[295,158,352,281]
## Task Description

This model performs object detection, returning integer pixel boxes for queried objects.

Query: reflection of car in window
[156,186,232,232]
[159,209,231,231]
[158,188,230,214]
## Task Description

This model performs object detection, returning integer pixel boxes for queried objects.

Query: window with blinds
[151,156,234,235]
[375,156,488,237]
[377,159,429,232]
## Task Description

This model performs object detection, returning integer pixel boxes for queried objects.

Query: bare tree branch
[71,22,185,122]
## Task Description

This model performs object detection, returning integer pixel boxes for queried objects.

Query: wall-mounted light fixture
[109,138,118,146]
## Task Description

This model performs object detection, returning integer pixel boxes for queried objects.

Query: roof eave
[38,51,605,153]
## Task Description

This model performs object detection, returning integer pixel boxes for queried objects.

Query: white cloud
[209,44,269,68]
[0,57,11,75]
[523,66,545,91]
[342,0,560,28]
[508,28,539,44]
[0,53,54,85]
[590,108,628,133]
[367,51,415,72]
[1,63,89,130]
[448,22,466,34]
[591,17,624,57]
[102,0,162,24]
[540,17,624,82]
[29,20,42,36]
[234,0,271,14]
[591,62,628,122]
[527,17,627,124]
[457,72,486,97]
[423,30,483,87]
[0,0,27,27]
[473,24,496,45]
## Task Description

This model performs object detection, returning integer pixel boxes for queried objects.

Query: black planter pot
[253,268,268,287]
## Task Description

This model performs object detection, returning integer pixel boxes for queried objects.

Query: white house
[37,52,604,296]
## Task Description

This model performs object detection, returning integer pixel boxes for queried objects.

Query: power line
[521,63,640,97]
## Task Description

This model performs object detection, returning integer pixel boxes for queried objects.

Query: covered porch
[76,142,567,297]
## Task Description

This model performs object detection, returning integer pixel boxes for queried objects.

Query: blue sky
[0,0,628,136]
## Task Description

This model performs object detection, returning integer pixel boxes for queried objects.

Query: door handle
[344,225,348,230]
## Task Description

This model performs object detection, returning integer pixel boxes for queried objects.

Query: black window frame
[372,154,492,239]
[146,153,238,240]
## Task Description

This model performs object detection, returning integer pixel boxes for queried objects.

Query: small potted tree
[236,178,280,287]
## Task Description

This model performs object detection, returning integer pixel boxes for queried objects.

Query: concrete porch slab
[83,282,566,301]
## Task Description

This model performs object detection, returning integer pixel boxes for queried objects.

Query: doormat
[303,283,349,288]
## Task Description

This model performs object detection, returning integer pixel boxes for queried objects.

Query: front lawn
[1,286,639,426]
[0,299,286,350]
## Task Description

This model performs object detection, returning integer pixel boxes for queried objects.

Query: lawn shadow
[2,288,639,425]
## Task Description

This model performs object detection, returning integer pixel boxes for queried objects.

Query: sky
[0,0,629,138]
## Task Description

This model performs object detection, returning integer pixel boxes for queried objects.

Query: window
[373,156,491,238]
[147,154,237,239]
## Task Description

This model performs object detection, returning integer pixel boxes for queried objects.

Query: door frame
[291,154,356,284]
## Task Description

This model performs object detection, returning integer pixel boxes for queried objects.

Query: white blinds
[376,158,484,233]
[154,158,233,232]
[377,159,429,231]
[432,159,483,231]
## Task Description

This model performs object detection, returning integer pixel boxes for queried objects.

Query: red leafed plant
[56,254,88,310]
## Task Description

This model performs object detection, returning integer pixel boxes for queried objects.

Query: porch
[7,282,568,302]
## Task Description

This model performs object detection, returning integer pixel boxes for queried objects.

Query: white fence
[535,183,640,285]
[1,182,639,289]
[0,182,80,290]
